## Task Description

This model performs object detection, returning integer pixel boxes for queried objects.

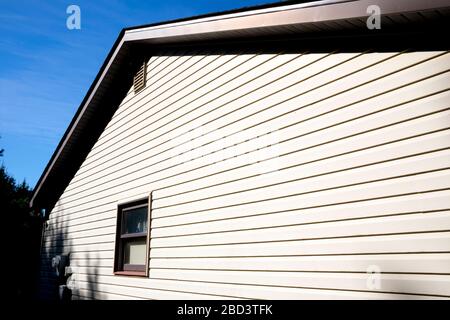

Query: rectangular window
[114,196,151,276]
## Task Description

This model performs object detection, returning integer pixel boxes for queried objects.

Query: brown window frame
[113,194,152,277]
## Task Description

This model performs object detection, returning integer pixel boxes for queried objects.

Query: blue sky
[0,0,277,188]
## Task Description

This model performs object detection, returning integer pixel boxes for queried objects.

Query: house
[31,0,450,300]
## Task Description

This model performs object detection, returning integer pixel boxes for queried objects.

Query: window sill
[114,271,147,277]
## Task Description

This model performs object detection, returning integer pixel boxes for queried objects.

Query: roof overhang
[30,0,450,211]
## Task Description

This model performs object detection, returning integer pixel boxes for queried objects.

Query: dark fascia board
[30,0,450,209]
[123,0,329,33]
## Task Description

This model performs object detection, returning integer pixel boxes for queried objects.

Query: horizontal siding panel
[44,234,114,248]
[97,53,298,148]
[150,211,450,248]
[44,210,450,249]
[41,241,114,254]
[40,50,450,300]
[63,251,114,260]
[147,269,450,297]
[48,97,450,220]
[152,149,450,217]
[46,216,115,237]
[76,280,241,300]
[48,130,450,234]
[44,225,115,242]
[69,52,289,182]
[43,152,448,248]
[73,274,441,300]
[50,211,114,232]
[44,253,450,275]
[70,52,253,183]
[73,289,145,300]
[96,54,223,146]
[152,190,450,235]
[43,210,450,253]
[55,92,447,218]
[149,253,450,274]
[41,258,113,268]
[40,267,112,277]
[153,147,450,217]
[150,169,450,226]
[43,253,450,275]
[54,51,446,204]
[47,187,450,239]
[47,183,450,243]
[163,52,447,160]
[49,108,450,226]
[120,53,220,106]
[153,88,450,203]
[49,76,450,218]
[58,53,359,197]
[41,230,450,258]
[117,53,225,117]
[149,231,450,258]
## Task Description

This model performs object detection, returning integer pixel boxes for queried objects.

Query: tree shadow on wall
[38,198,105,300]
[39,201,71,301]
[86,251,99,300]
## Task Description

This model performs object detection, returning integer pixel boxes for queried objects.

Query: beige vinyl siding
[39,49,450,300]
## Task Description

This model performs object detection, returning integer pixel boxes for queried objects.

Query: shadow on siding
[39,200,72,301]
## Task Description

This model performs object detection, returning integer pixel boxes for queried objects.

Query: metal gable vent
[133,61,147,94]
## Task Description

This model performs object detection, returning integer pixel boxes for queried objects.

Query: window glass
[123,239,147,265]
[123,206,147,234]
